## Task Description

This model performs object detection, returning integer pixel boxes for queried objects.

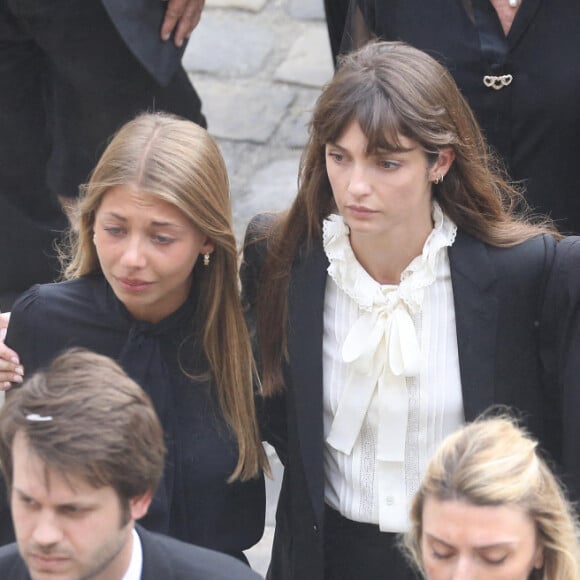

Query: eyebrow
[14,487,97,508]
[425,533,516,550]
[325,141,416,154]
[101,212,182,228]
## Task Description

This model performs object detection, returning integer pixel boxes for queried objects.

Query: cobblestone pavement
[183,0,333,576]
[184,0,333,241]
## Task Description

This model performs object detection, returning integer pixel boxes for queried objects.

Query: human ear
[129,491,153,521]
[430,147,456,182]
[201,237,215,256]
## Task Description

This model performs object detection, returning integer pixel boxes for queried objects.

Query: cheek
[162,249,199,279]
[93,239,114,266]
[423,557,447,579]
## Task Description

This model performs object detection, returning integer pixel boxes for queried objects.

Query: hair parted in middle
[404,416,580,580]
[253,40,557,396]
[0,348,165,503]
[61,112,267,480]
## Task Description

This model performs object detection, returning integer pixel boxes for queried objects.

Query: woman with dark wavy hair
[242,41,559,579]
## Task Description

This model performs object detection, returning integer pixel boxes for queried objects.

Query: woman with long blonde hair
[405,416,580,579]
[0,112,267,562]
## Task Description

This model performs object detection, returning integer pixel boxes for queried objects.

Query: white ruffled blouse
[321,202,465,532]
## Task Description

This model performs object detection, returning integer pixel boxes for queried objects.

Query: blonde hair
[63,112,267,481]
[405,417,580,579]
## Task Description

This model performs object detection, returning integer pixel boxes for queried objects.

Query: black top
[0,524,263,580]
[3,275,265,558]
[347,0,580,232]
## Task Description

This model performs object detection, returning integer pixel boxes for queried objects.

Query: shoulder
[241,212,284,304]
[5,276,110,372]
[11,277,100,317]
[139,527,262,580]
[244,212,281,243]
[544,236,580,308]
[453,230,555,278]
[0,543,28,578]
[8,277,102,338]
[242,212,282,264]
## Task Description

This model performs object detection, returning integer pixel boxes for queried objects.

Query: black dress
[345,0,580,233]
[3,275,265,560]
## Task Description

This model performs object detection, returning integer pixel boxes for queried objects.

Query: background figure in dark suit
[340,0,580,234]
[323,0,350,66]
[242,41,560,579]
[0,0,206,310]
[0,349,262,580]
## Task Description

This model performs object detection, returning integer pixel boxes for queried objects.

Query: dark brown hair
[0,349,165,502]
[253,41,556,395]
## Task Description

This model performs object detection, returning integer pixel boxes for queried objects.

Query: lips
[29,552,71,570]
[346,205,376,215]
[115,277,153,292]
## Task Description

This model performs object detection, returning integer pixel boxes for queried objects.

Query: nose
[347,163,372,197]
[31,511,63,547]
[451,556,477,580]
[119,235,147,270]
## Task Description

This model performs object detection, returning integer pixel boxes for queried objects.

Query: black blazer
[101,0,188,85]
[540,236,580,502]
[243,217,558,580]
[0,524,263,580]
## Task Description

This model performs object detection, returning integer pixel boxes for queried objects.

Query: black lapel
[507,0,542,47]
[449,231,499,421]
[139,525,170,579]
[287,239,328,524]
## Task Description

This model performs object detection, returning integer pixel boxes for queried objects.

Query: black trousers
[0,0,206,309]
[324,505,421,580]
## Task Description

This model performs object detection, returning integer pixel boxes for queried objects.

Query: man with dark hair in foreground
[0,348,262,580]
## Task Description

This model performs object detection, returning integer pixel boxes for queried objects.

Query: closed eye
[480,552,509,566]
[17,494,39,509]
[431,549,454,560]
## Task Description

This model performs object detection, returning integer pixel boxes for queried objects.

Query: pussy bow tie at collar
[326,291,420,463]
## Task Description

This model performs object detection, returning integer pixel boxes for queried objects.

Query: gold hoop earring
[203,253,210,267]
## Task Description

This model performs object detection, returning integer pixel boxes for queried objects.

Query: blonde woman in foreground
[405,417,580,579]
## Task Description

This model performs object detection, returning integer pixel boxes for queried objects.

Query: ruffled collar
[322,202,457,314]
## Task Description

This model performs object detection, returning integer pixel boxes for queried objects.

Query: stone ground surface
[182,0,334,576]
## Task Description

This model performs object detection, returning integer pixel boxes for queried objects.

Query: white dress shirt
[122,527,143,580]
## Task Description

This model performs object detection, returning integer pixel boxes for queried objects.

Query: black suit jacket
[101,0,188,85]
[242,216,559,580]
[540,236,580,503]
[0,524,263,580]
